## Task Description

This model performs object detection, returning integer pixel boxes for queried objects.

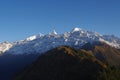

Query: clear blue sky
[0,0,120,42]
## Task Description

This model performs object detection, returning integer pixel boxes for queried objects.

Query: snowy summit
[71,27,82,32]
[51,29,57,35]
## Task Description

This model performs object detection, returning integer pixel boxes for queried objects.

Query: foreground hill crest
[14,45,120,80]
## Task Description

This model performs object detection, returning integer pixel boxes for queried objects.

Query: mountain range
[0,28,120,80]
[0,28,120,55]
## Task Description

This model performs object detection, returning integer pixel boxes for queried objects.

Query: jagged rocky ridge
[0,28,120,55]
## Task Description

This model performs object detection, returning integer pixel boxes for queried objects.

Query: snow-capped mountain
[0,42,13,54]
[0,28,120,55]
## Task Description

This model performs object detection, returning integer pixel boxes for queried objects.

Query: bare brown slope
[81,41,120,66]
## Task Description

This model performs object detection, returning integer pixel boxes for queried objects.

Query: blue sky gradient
[0,0,120,42]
